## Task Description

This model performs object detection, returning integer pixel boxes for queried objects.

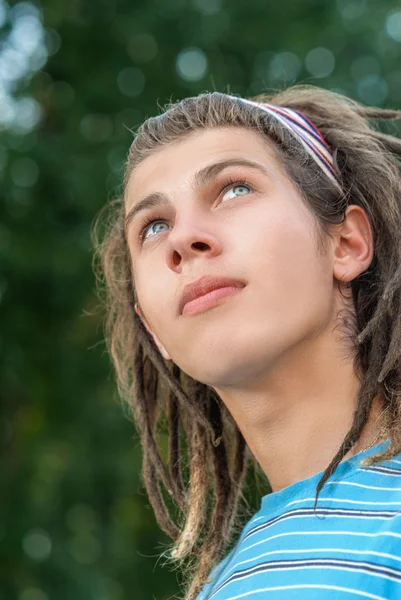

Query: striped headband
[228,95,341,190]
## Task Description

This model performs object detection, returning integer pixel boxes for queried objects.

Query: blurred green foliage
[2,0,401,598]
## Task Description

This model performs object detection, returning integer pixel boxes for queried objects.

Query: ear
[332,204,374,287]
[134,303,172,361]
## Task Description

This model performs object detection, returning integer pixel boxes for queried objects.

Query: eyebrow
[124,158,272,232]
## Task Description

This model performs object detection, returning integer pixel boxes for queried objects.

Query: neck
[213,329,385,492]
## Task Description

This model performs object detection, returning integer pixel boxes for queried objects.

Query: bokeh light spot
[0,95,15,126]
[22,528,52,561]
[269,52,301,82]
[176,47,208,82]
[305,47,335,78]
[29,43,48,71]
[45,28,61,56]
[0,47,28,82]
[19,588,48,600]
[9,14,44,55]
[357,74,388,105]
[13,97,42,133]
[192,0,221,15]
[337,0,366,20]
[386,11,401,43]
[10,1,41,21]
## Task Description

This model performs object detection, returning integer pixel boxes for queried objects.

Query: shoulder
[325,450,401,500]
[321,452,401,536]
[346,451,401,500]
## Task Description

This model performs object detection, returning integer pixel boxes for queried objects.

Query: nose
[165,218,222,270]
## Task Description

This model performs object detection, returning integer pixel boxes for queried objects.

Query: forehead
[125,127,279,211]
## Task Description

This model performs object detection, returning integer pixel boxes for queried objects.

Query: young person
[93,85,401,599]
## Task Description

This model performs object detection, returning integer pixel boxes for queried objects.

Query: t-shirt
[196,441,401,600]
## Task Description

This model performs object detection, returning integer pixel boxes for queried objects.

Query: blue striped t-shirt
[196,441,401,600]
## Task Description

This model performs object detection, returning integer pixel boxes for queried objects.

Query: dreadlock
[92,84,401,599]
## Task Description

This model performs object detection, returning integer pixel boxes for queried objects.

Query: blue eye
[222,182,252,202]
[140,219,169,241]
[224,183,250,196]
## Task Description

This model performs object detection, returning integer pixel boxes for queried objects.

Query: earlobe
[134,303,172,361]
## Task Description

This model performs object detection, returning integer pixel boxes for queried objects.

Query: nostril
[172,250,181,266]
[192,241,210,250]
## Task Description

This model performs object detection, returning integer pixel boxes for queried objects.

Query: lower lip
[182,286,244,316]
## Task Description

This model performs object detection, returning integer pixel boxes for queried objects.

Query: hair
[92,84,401,600]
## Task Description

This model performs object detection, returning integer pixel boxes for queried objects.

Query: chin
[181,356,251,389]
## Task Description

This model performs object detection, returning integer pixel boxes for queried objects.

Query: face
[124,127,335,389]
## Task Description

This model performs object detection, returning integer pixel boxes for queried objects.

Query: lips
[179,275,246,315]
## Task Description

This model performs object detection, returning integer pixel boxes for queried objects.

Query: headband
[229,95,341,190]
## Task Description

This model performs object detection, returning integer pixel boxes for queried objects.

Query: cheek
[241,201,316,264]
[132,259,174,332]
[245,206,332,314]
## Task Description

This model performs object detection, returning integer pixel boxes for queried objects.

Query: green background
[2,0,401,599]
